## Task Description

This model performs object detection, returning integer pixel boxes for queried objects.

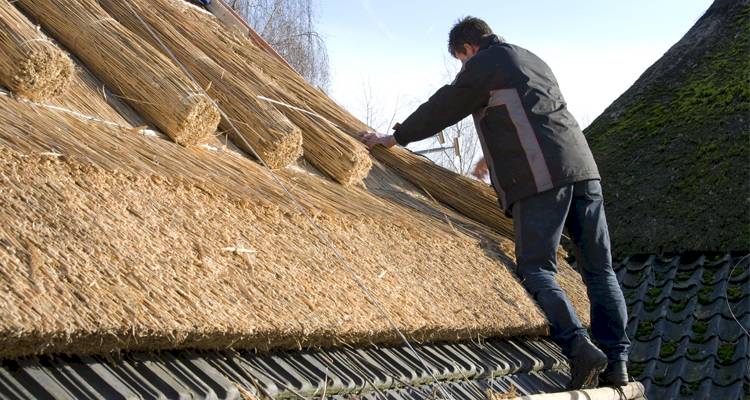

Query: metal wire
[726,253,750,340]
[725,253,750,379]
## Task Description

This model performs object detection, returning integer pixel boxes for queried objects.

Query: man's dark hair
[448,16,493,56]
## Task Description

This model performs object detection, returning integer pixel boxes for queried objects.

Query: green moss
[644,298,659,312]
[687,347,700,357]
[692,320,708,334]
[680,381,700,396]
[644,286,661,311]
[659,340,678,358]
[702,268,716,283]
[698,286,714,305]
[670,298,689,313]
[676,270,693,282]
[727,284,743,302]
[730,266,745,278]
[654,270,668,282]
[718,342,736,364]
[628,362,645,377]
[623,288,638,302]
[692,319,709,343]
[636,320,655,339]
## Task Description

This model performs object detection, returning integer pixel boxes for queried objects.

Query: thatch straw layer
[0,1,72,101]
[0,93,590,359]
[99,0,302,168]
[133,0,372,184]
[13,0,220,145]
[0,148,540,358]
[48,63,144,128]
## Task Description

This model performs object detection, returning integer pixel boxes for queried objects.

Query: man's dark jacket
[393,35,600,212]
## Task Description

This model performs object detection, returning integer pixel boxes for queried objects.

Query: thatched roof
[585,0,750,254]
[0,0,589,359]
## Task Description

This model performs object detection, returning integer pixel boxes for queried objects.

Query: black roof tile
[617,252,750,400]
[705,380,747,400]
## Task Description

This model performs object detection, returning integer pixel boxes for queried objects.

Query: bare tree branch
[228,0,330,91]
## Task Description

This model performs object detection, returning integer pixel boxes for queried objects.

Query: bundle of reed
[0,1,72,101]
[163,0,519,239]
[249,69,371,184]
[13,0,219,146]
[138,0,372,184]
[282,101,372,185]
[0,96,587,359]
[99,0,302,168]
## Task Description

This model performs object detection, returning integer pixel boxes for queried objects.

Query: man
[359,17,630,390]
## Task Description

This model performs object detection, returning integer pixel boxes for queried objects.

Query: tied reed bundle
[137,0,372,185]
[153,0,519,241]
[99,0,303,169]
[289,111,372,185]
[0,1,72,101]
[13,0,220,146]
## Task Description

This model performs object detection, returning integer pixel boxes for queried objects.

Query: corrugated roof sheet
[616,253,750,400]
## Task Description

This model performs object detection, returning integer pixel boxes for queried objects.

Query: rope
[726,253,750,340]
[18,37,53,47]
[725,253,750,378]
[0,88,159,136]
[120,2,453,398]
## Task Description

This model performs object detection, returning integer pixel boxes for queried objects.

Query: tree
[225,0,330,91]
[427,117,481,177]
[358,78,400,134]
[356,56,483,178]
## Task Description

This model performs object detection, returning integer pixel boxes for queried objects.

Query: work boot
[599,360,629,387]
[566,336,607,390]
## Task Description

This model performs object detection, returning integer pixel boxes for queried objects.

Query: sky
[316,0,714,142]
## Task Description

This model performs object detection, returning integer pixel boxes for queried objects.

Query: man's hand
[472,157,488,179]
[358,131,397,149]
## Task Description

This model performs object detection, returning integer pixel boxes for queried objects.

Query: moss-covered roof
[617,253,749,400]
[585,0,749,255]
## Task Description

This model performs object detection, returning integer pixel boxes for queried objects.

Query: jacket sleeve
[393,58,492,146]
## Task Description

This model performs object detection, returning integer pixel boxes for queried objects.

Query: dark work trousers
[512,179,630,362]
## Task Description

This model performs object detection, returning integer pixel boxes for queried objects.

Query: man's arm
[393,59,492,146]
